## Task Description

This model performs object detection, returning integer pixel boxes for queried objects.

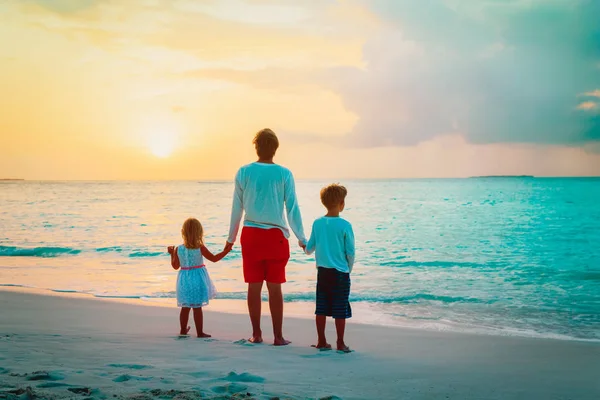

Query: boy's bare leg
[335,318,350,351]
[247,282,263,343]
[267,282,291,346]
[314,315,331,349]
[193,308,211,338]
[179,308,191,335]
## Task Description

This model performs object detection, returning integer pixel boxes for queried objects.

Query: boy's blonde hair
[320,184,347,210]
[181,218,204,249]
[253,128,279,159]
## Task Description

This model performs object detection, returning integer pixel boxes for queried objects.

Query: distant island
[469,175,534,178]
[0,178,24,181]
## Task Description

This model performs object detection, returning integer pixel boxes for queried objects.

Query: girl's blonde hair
[181,218,204,249]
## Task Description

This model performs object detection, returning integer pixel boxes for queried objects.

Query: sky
[1,0,599,180]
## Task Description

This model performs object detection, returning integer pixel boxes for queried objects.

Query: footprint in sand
[221,371,265,383]
[300,352,334,359]
[26,371,65,381]
[185,371,211,378]
[113,374,153,383]
[148,389,201,398]
[107,363,153,370]
[233,339,255,347]
[37,382,72,388]
[210,382,248,395]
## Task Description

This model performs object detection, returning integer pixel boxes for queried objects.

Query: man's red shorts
[240,227,290,284]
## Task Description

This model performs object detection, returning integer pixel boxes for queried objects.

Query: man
[226,128,306,346]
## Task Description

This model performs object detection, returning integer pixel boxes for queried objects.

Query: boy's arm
[284,171,307,246]
[227,169,244,245]
[305,222,316,255]
[344,224,355,273]
[168,246,180,270]
[201,245,229,263]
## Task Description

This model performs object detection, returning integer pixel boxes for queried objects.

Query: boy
[305,184,355,352]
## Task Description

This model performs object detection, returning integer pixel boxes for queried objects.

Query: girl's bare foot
[180,326,191,335]
[273,337,291,346]
[198,333,212,338]
[248,336,263,344]
[311,343,332,350]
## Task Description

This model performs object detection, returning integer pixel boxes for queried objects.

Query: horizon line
[2,175,600,183]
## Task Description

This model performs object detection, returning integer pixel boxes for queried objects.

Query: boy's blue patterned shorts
[315,267,352,319]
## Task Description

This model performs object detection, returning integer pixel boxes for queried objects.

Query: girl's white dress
[176,245,217,308]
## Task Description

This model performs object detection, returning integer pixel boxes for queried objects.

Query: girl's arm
[168,246,180,270]
[201,245,229,263]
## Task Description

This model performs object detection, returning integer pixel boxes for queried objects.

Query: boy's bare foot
[273,337,291,346]
[337,340,351,353]
[198,333,211,338]
[311,343,332,350]
[180,326,191,335]
[248,336,263,344]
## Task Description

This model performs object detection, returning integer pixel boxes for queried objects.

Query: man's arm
[227,170,244,244]
[284,171,306,245]
[344,224,355,273]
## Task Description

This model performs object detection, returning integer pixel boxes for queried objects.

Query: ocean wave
[0,246,81,257]
[148,291,485,305]
[128,251,164,258]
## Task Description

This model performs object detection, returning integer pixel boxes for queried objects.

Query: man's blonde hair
[320,184,348,210]
[253,128,279,159]
[181,218,204,249]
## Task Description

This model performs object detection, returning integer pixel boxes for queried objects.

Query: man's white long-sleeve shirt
[228,162,306,244]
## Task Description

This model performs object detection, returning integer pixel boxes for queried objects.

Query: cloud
[576,102,598,111]
[25,0,99,13]
[582,90,600,98]
[324,0,600,147]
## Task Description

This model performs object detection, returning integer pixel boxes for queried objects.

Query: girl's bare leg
[193,307,211,338]
[179,308,191,335]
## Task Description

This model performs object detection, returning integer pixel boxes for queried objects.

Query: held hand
[298,240,306,251]
[167,246,175,255]
[224,241,234,253]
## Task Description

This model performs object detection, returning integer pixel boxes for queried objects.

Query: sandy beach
[0,289,598,400]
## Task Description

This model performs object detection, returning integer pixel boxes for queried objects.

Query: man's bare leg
[267,282,290,346]
[247,282,263,343]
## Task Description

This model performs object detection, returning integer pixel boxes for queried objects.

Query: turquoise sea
[1,178,599,341]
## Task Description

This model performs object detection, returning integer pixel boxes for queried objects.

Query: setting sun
[148,131,176,158]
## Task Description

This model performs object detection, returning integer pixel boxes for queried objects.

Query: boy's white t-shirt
[305,216,355,273]
[228,162,306,244]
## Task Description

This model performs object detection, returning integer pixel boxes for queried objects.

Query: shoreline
[1,289,599,399]
[1,285,598,344]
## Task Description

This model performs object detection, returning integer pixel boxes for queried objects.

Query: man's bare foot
[248,336,263,344]
[179,326,191,335]
[311,343,332,350]
[198,333,211,338]
[273,337,291,346]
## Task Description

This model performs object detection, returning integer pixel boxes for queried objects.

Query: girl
[167,217,229,338]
